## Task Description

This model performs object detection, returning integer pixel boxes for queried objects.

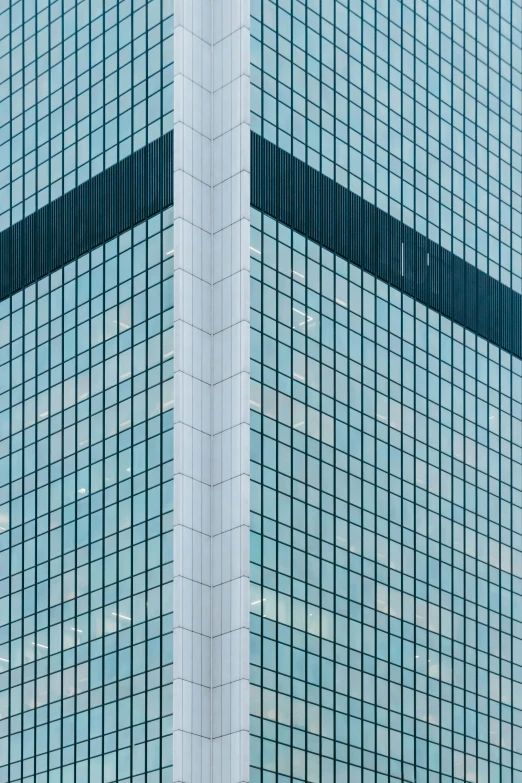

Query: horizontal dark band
[251,132,522,359]
[0,130,174,300]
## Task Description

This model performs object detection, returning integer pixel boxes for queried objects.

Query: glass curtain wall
[249,205,522,783]
[251,0,522,288]
[0,208,174,783]
[0,0,174,230]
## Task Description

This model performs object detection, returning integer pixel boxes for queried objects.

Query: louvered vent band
[0,131,174,300]
[251,131,522,359]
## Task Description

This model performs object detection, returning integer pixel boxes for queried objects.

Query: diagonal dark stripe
[2,128,521,361]
[0,131,174,301]
[250,131,522,359]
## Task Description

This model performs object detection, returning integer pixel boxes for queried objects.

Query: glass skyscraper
[2,1,522,783]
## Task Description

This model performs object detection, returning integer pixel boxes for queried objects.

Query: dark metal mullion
[473,336,480,776]
[288,228,295,782]
[72,246,79,771]
[400,289,407,779]
[410,283,418,781]
[58,252,66,779]
[71,3,78,194]
[115,230,121,781]
[16,299,27,768]
[317,272,323,777]
[129,213,136,781]
[6,269,12,776]
[507,357,514,778]
[259,221,264,775]
[437,324,445,765]
[31,59,46,783]
[443,0,454,270]
[413,0,419,248]
[368,12,380,761]
[313,9,324,777]
[143,217,150,775]
[435,8,442,256]
[382,0,392,769]
[46,3,52,220]
[331,276,339,779]
[115,0,120,166]
[87,3,93,184]
[59,0,65,210]
[144,0,149,151]
[129,0,135,159]
[275,209,280,781]
[368,268,379,780]
[460,336,469,783]
[412,290,420,783]
[20,6,30,768]
[101,2,107,175]
[9,4,13,230]
[21,5,26,220]
[449,317,456,778]
[509,360,515,783]
[486,3,492,282]
[159,0,165,135]
[430,306,443,778]
[384,284,392,781]
[469,370,477,763]
[100,241,107,777]
[507,13,514,292]
[303,235,309,783]
[331,6,340,778]
[158,211,167,776]
[85,13,95,778]
[44,274,52,783]
[483,347,490,783]
[17,301,27,770]
[470,8,479,289]
[399,0,405,234]
[285,8,295,778]
[34,0,40,218]
[344,107,352,760]
[384,3,391,224]
[86,244,93,783]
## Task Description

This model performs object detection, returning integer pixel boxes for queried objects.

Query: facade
[1,2,522,783]
[0,2,176,783]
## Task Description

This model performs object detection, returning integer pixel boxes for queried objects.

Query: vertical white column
[173,1,213,780]
[173,1,250,782]
[211,2,250,781]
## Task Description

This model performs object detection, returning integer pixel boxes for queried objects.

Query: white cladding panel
[173,1,250,781]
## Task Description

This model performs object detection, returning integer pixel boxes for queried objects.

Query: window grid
[0,0,174,231]
[250,205,522,783]
[0,207,174,783]
[251,0,522,291]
